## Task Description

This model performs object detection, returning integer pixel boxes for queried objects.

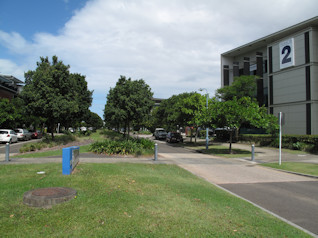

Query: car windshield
[0,131,8,134]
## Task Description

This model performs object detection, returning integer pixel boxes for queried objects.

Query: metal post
[251,144,255,161]
[205,91,209,150]
[154,143,158,161]
[206,127,209,150]
[5,143,10,162]
[279,112,282,165]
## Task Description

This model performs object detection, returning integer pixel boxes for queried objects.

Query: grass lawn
[12,145,91,159]
[0,163,310,237]
[261,162,318,177]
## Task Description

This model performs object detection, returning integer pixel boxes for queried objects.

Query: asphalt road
[155,138,318,236]
[0,139,40,154]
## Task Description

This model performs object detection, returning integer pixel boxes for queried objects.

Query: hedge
[89,138,154,156]
[239,134,318,153]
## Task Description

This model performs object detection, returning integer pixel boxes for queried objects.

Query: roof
[222,16,318,57]
[0,75,23,84]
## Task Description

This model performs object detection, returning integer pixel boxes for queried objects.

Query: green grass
[261,162,318,176]
[12,145,91,159]
[0,163,309,237]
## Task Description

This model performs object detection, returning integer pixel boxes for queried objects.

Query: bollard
[154,143,158,161]
[251,144,255,161]
[5,143,10,162]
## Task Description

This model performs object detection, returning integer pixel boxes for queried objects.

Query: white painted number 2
[279,38,294,69]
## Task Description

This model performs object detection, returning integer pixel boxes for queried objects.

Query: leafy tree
[104,76,153,137]
[85,111,103,130]
[0,98,19,128]
[209,96,278,153]
[180,92,206,142]
[21,56,92,138]
[216,75,257,101]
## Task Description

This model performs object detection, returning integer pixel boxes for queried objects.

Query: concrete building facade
[221,16,318,135]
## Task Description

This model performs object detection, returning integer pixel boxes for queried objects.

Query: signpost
[62,146,80,175]
[278,112,284,165]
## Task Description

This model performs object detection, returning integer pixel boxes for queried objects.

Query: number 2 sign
[279,38,295,69]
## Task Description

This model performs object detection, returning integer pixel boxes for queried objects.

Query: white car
[0,129,18,143]
[14,128,32,141]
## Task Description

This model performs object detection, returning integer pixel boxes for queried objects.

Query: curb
[260,166,318,179]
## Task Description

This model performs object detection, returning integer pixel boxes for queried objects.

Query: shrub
[239,134,318,154]
[89,138,154,156]
[19,134,77,153]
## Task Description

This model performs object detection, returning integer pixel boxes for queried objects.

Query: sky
[0,0,317,119]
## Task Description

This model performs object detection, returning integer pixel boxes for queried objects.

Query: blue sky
[0,0,317,119]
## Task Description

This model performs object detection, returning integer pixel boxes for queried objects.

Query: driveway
[157,141,318,236]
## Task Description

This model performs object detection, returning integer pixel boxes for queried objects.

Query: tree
[0,98,19,128]
[216,75,257,101]
[21,56,93,138]
[210,97,278,153]
[180,92,206,142]
[104,76,153,137]
[85,111,103,130]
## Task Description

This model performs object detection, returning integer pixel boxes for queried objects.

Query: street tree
[21,56,92,138]
[85,111,104,130]
[216,75,257,101]
[180,92,206,142]
[0,98,19,128]
[209,96,278,153]
[104,76,153,137]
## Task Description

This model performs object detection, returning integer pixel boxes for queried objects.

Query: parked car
[0,129,18,143]
[166,132,183,143]
[14,128,32,141]
[154,128,167,140]
[31,130,43,139]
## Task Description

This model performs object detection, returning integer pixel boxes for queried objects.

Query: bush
[89,138,154,156]
[19,134,77,153]
[239,134,318,153]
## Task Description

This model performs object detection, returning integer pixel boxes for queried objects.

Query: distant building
[152,97,164,108]
[0,74,24,100]
[221,16,318,135]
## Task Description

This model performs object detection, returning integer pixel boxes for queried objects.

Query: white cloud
[0,0,317,117]
[0,59,25,79]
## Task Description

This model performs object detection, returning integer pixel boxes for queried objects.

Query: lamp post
[199,88,209,150]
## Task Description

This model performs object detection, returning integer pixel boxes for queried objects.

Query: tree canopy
[0,98,19,128]
[209,96,278,153]
[21,56,93,138]
[216,75,257,101]
[104,76,153,136]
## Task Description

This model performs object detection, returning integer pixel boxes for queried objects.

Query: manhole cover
[23,187,77,208]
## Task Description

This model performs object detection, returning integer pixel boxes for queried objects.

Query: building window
[263,60,267,73]
[268,47,273,74]
[305,32,310,64]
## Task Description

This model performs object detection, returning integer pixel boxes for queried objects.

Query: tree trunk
[229,130,233,154]
[190,128,193,143]
[127,121,130,139]
[194,127,198,144]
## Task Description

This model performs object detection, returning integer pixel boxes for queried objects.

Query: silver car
[14,128,32,141]
[0,129,18,143]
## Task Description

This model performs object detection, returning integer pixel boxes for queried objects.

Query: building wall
[273,104,306,135]
[221,20,318,135]
[272,68,306,104]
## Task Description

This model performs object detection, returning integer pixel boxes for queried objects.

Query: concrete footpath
[1,143,318,236]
